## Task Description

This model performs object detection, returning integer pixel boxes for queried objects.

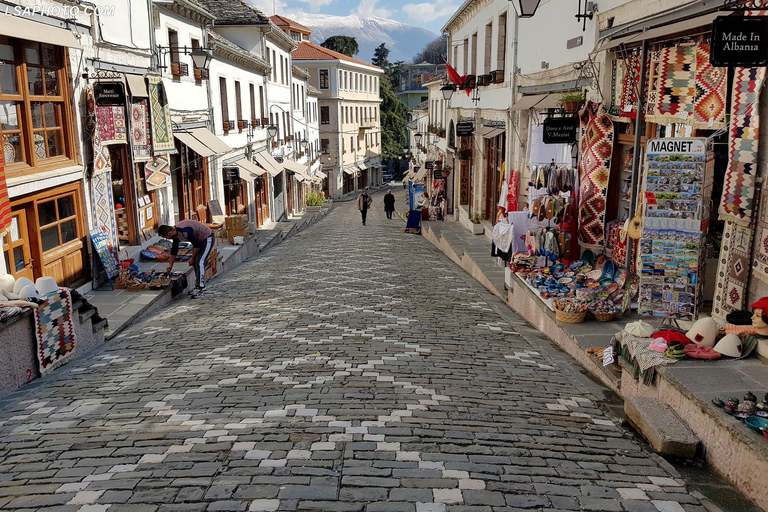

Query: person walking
[384,190,396,220]
[159,220,215,298]
[358,189,373,225]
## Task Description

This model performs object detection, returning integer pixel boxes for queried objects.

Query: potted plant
[469,213,484,235]
[560,91,586,113]
[305,190,325,211]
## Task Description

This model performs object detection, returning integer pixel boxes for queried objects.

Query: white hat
[686,317,718,348]
[18,284,38,300]
[35,277,59,297]
[714,334,743,358]
[625,320,655,338]
[12,277,34,295]
[0,274,15,294]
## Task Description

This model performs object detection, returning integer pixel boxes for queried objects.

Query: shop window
[484,22,492,75]
[37,193,77,253]
[219,77,229,131]
[319,69,329,90]
[0,37,72,176]
[235,80,243,130]
[497,12,507,71]
[321,105,329,124]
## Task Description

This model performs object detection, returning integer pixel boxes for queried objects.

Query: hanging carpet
[90,170,119,250]
[713,220,753,321]
[647,44,696,124]
[35,289,77,376]
[95,105,128,145]
[0,141,10,239]
[131,99,152,162]
[719,66,766,225]
[694,43,727,129]
[147,74,176,155]
[753,197,768,285]
[619,54,642,120]
[577,101,613,250]
[144,155,171,190]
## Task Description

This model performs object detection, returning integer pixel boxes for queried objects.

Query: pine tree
[320,36,359,57]
[372,43,390,70]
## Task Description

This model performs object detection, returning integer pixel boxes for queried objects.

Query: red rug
[578,101,614,250]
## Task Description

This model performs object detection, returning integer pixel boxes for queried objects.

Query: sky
[247,0,459,35]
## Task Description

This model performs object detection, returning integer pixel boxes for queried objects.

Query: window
[484,22,492,74]
[319,69,329,89]
[272,50,277,82]
[168,29,179,65]
[497,12,507,71]
[249,84,256,121]
[355,73,358,91]
[219,77,229,129]
[259,86,265,119]
[339,70,343,88]
[234,81,242,126]
[37,193,78,253]
[342,137,345,153]
[453,45,458,69]
[280,56,284,85]
[463,38,469,75]
[350,136,353,153]
[320,105,329,125]
[471,32,478,76]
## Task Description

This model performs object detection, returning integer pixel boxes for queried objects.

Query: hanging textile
[144,155,171,190]
[95,105,128,145]
[577,101,613,250]
[712,221,753,321]
[647,44,697,125]
[35,288,77,375]
[753,196,768,285]
[719,66,766,225]
[92,140,111,176]
[90,170,119,251]
[507,170,519,213]
[693,43,727,129]
[619,54,642,119]
[0,141,10,239]
[131,99,152,162]
[146,74,176,155]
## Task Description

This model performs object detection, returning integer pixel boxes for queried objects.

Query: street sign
[456,122,474,136]
[93,82,126,106]
[710,16,768,67]
[543,117,578,144]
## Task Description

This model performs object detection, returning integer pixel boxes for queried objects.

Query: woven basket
[126,283,147,292]
[148,279,170,290]
[590,310,618,322]
[555,309,586,324]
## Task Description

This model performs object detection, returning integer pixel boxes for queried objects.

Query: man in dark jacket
[383,190,396,220]
[159,220,214,298]
[357,190,373,225]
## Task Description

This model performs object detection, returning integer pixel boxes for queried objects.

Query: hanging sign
[543,117,578,144]
[425,161,434,170]
[456,122,474,136]
[710,16,768,67]
[93,82,126,106]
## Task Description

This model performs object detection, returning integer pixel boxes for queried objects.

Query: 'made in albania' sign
[711,16,768,67]
[543,117,577,144]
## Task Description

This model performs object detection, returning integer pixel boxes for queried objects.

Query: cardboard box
[225,215,249,230]
[226,226,252,244]
[204,246,218,281]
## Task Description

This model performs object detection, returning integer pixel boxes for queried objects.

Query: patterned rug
[719,66,766,225]
[90,171,119,250]
[694,43,727,129]
[92,138,111,176]
[578,101,613,250]
[753,195,768,285]
[644,50,662,118]
[131,100,152,162]
[647,44,696,124]
[96,105,127,145]
[713,220,753,321]
[147,74,176,155]
[144,155,171,190]
[0,141,10,239]
[35,289,77,376]
[619,54,642,119]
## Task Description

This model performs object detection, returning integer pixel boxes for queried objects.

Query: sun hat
[35,277,59,297]
[12,276,34,295]
[0,274,15,294]
[625,320,655,338]
[686,317,718,348]
[714,334,744,358]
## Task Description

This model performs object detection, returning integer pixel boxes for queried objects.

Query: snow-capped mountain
[290,13,439,64]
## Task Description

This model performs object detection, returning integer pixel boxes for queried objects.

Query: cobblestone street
[0,198,708,512]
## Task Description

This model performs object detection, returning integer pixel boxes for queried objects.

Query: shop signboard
[543,117,578,144]
[456,122,474,136]
[638,138,712,321]
[93,82,127,106]
[425,161,434,170]
[710,15,768,67]
[409,181,426,210]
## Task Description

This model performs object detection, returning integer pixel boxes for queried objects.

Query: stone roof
[270,15,311,33]
[412,100,428,111]
[193,0,269,25]
[292,41,382,71]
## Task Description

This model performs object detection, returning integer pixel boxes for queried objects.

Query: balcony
[359,120,375,130]
[171,62,188,78]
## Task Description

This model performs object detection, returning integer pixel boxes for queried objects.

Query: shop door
[2,210,34,281]
[109,146,136,246]
[273,173,285,221]
[35,189,87,287]
[287,176,294,215]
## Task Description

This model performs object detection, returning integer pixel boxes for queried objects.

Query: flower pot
[562,100,585,113]
[471,223,484,235]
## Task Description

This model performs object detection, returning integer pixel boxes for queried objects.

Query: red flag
[445,61,471,96]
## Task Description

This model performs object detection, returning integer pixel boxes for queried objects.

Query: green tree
[372,43,390,69]
[320,35,359,57]
[379,75,408,161]
[412,35,448,64]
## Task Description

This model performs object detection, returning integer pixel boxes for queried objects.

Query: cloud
[402,1,459,22]
[246,0,287,16]
[354,0,392,18]
[294,0,334,9]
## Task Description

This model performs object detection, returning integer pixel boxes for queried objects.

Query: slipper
[582,249,596,266]
[712,398,725,408]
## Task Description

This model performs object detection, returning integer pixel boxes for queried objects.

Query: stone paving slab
[0,195,711,512]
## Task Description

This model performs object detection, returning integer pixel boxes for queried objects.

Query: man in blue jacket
[159,220,214,298]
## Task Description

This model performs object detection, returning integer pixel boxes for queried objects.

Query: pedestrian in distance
[358,189,373,225]
[384,190,396,220]
[158,220,215,298]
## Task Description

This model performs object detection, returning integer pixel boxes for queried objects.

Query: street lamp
[441,84,455,101]
[190,48,212,70]
[510,0,541,18]
[414,133,423,145]
[300,140,309,151]
[266,125,278,139]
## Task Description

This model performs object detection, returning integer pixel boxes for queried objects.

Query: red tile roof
[270,15,311,33]
[292,41,381,70]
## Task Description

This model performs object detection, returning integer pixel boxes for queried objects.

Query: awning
[413,166,428,181]
[315,170,328,179]
[0,16,83,49]
[253,152,282,177]
[235,158,267,179]
[480,126,505,139]
[512,94,547,110]
[293,172,307,182]
[283,158,307,174]
[599,12,721,50]
[189,128,231,154]
[358,163,368,170]
[343,167,356,175]
[126,74,148,97]
[175,131,215,157]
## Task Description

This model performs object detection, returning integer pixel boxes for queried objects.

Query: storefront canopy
[126,74,148,97]
[413,166,428,181]
[480,126,505,138]
[598,12,721,50]
[359,163,368,170]
[0,16,83,49]
[175,132,215,157]
[235,158,266,179]
[343,167,356,175]
[283,158,308,175]
[189,128,231,155]
[512,93,562,110]
[315,170,328,179]
[253,152,283,177]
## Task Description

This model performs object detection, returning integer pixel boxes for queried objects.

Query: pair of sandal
[530,196,574,223]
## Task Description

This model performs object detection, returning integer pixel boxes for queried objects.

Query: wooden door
[2,209,34,281]
[33,188,86,287]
